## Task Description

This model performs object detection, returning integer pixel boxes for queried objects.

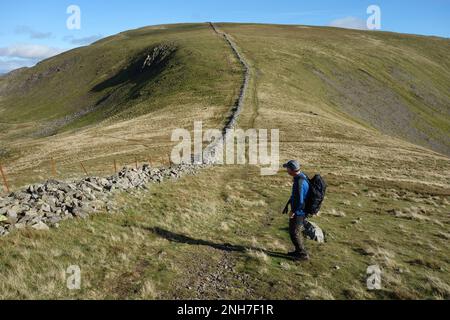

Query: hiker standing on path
[283,160,311,261]
[283,160,324,260]
[282,160,327,261]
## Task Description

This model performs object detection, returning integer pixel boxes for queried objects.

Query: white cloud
[329,16,368,30]
[15,26,52,39]
[0,44,64,60]
[0,44,66,74]
[0,58,37,74]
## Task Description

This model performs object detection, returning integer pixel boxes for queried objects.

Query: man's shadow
[146,226,295,261]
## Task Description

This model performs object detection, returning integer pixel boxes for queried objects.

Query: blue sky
[0,0,449,73]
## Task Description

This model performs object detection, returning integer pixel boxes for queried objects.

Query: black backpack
[303,174,327,215]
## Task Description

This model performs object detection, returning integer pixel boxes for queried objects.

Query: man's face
[286,168,297,177]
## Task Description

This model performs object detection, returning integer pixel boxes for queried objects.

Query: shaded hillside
[0,23,243,188]
[0,23,242,136]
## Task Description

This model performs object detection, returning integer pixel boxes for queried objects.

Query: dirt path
[171,248,257,299]
[209,22,250,131]
[166,27,261,298]
[201,23,252,163]
[209,23,260,130]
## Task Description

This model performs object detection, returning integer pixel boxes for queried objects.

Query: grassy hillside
[219,23,450,155]
[0,23,243,188]
[0,23,241,126]
[0,23,449,299]
[1,164,449,299]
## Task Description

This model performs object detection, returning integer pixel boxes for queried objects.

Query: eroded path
[209,22,250,131]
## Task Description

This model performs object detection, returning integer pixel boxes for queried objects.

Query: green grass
[0,23,449,299]
[0,24,241,126]
[0,23,243,189]
[218,23,450,155]
[0,166,448,299]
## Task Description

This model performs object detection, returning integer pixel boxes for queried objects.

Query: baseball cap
[282,160,300,171]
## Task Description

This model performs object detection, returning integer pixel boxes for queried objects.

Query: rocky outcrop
[0,163,204,236]
[141,43,176,70]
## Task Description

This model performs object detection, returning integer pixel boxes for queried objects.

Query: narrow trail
[201,23,252,163]
[168,23,259,297]
[208,22,250,132]
[209,22,259,131]
[249,69,260,129]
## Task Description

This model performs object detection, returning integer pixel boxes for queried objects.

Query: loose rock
[31,221,50,231]
[0,163,206,236]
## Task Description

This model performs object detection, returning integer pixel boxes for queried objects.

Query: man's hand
[290,212,296,219]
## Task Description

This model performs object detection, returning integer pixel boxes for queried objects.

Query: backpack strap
[299,176,307,212]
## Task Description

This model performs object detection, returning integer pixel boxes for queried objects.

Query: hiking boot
[292,253,310,261]
[287,251,310,261]
[287,251,299,257]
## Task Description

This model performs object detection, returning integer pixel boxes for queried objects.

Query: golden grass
[0,23,449,300]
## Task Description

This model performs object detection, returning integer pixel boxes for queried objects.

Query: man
[283,160,311,261]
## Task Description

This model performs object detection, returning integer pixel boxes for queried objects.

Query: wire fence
[0,153,173,194]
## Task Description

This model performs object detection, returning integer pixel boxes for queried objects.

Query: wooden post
[114,159,117,173]
[135,157,138,170]
[80,161,89,176]
[0,163,10,193]
[168,154,171,166]
[51,158,57,177]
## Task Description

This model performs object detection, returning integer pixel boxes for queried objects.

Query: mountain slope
[0,23,449,300]
[218,23,450,156]
[0,23,243,188]
[0,24,241,127]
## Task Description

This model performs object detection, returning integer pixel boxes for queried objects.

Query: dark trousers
[289,215,308,255]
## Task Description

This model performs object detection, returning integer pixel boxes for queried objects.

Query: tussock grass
[425,275,450,299]
[0,164,448,299]
[0,23,449,300]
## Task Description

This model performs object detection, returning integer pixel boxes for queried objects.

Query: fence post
[135,157,138,170]
[114,159,117,173]
[0,163,10,193]
[80,161,89,176]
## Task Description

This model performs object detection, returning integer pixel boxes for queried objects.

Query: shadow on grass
[91,45,176,94]
[147,226,295,261]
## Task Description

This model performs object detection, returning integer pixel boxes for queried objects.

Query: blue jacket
[290,172,309,216]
